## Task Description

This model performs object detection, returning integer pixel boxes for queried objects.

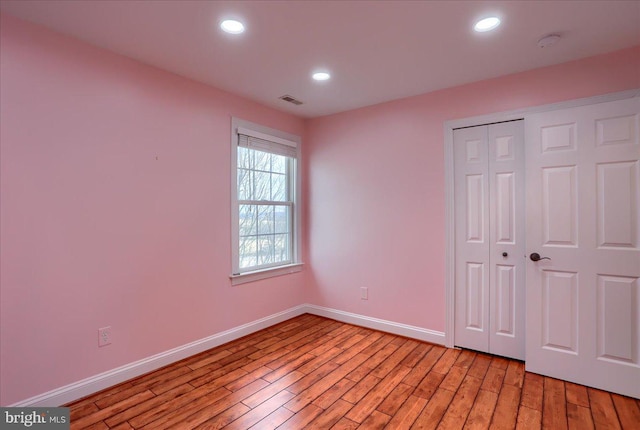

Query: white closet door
[454,126,490,354]
[525,97,640,398]
[454,121,525,360]
[488,121,526,360]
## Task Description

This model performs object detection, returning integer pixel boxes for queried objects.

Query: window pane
[271,173,287,201]
[258,205,274,235]
[274,205,290,234]
[239,205,257,236]
[238,168,253,201]
[238,146,253,169]
[254,171,270,200]
[274,233,290,263]
[239,236,257,269]
[254,149,270,172]
[258,235,274,266]
[272,154,287,174]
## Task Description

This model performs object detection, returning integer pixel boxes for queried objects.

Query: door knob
[502,252,508,257]
[530,252,551,262]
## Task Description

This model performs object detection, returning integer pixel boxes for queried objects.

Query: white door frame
[444,88,639,349]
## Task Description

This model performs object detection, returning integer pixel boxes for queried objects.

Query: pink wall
[304,46,640,331]
[0,14,306,405]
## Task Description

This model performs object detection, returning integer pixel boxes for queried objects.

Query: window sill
[230,263,304,286]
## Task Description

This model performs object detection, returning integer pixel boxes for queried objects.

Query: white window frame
[230,118,303,285]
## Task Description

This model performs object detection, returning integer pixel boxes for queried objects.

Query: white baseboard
[304,304,446,346]
[9,304,445,407]
[9,304,308,407]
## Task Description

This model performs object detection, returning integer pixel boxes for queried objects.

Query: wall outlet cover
[98,326,112,347]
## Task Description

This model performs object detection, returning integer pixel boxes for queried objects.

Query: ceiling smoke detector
[537,34,561,48]
[279,95,303,105]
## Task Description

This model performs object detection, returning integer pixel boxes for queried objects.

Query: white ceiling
[1,1,638,118]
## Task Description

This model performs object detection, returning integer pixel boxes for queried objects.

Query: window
[231,118,302,284]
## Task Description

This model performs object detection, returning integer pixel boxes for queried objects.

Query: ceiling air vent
[279,95,303,105]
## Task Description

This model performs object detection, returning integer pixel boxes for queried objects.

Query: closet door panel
[488,121,525,360]
[454,127,490,353]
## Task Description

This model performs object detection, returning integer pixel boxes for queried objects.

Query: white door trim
[444,88,640,348]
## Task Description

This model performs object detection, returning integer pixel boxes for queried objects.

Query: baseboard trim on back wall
[305,304,446,345]
[8,304,445,407]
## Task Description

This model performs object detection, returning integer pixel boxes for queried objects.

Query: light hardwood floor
[67,314,640,429]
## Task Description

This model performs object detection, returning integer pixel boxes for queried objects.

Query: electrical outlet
[361,287,368,300]
[98,326,112,347]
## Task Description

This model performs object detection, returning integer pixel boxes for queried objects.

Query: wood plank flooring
[67,314,640,429]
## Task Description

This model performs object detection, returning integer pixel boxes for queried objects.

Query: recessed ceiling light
[220,19,245,34]
[474,17,501,32]
[312,72,331,81]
